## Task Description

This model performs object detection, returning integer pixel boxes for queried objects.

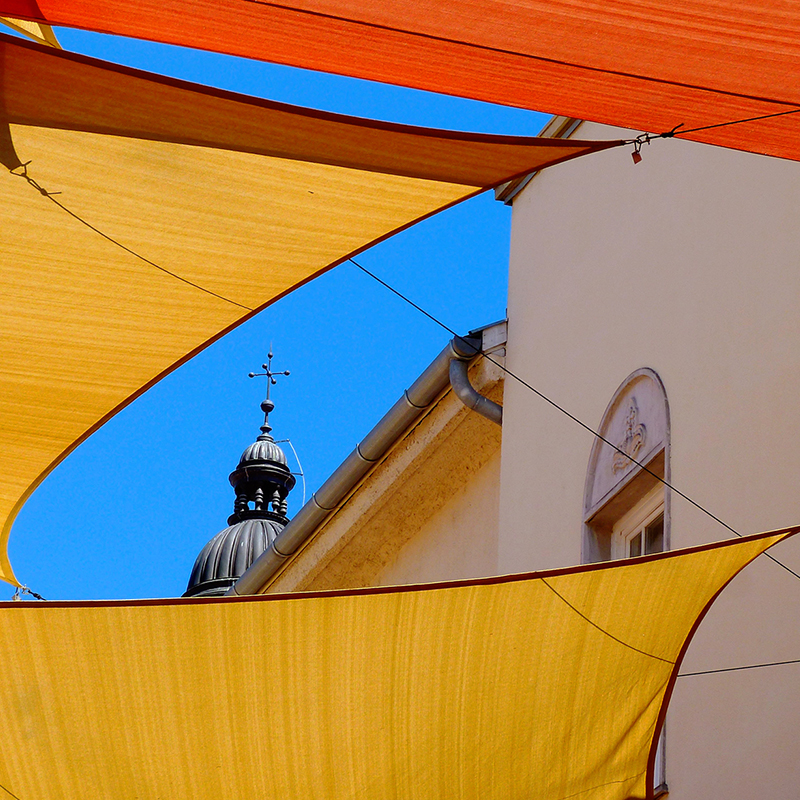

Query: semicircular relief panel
[583,368,670,564]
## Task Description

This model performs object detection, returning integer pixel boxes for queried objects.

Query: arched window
[583,368,670,563]
[582,368,670,795]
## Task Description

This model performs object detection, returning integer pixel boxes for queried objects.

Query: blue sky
[7,26,550,601]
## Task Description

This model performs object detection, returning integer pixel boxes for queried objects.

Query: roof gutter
[227,328,503,597]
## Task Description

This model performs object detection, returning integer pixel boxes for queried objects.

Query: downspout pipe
[227,334,501,597]
[449,358,503,426]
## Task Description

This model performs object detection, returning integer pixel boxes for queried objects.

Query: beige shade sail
[0,528,794,800]
[0,34,622,587]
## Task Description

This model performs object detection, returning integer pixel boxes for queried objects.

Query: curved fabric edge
[0,528,793,798]
[641,527,798,797]
[0,34,626,588]
[0,184,483,589]
[3,525,796,608]
[0,33,625,185]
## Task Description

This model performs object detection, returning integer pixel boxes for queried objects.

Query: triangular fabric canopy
[0,529,793,800]
[1,0,798,160]
[0,34,621,586]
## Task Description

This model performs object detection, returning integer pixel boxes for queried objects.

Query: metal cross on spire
[249,349,291,401]
[248,349,290,436]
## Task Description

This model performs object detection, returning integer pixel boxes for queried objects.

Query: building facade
[497,118,800,798]
[230,118,800,798]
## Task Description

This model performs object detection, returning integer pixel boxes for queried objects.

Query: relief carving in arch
[583,368,670,562]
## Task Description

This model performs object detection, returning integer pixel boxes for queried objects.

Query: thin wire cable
[0,782,23,800]
[541,578,674,664]
[9,164,253,312]
[679,657,800,678]
[349,257,800,582]
[12,586,46,602]
[276,438,307,506]
[622,107,800,152]
[675,107,800,136]
[349,257,733,531]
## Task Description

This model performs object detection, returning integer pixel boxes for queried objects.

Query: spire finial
[248,348,290,438]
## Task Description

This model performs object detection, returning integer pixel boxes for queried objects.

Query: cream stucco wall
[376,449,500,586]
[267,354,503,593]
[500,122,800,798]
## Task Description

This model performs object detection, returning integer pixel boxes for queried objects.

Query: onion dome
[238,435,288,467]
[184,357,296,598]
[226,398,296,525]
[184,518,286,598]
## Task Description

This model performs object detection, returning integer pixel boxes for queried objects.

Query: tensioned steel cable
[541,578,675,664]
[679,657,800,678]
[348,256,800,582]
[10,100,798,309]
[9,163,254,312]
[675,108,800,135]
[623,108,800,154]
[0,781,22,800]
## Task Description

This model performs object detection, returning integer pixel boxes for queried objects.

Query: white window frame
[611,487,665,560]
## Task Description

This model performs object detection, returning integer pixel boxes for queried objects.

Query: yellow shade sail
[0,34,622,586]
[0,528,793,800]
[0,16,59,46]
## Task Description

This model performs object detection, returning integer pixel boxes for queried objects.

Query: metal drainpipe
[227,333,502,596]
[449,358,503,425]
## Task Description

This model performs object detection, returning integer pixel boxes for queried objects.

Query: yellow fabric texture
[0,17,60,46]
[0,35,621,587]
[0,529,792,800]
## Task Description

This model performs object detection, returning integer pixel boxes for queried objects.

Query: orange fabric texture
[0,529,793,800]
[1,0,798,160]
[0,35,620,586]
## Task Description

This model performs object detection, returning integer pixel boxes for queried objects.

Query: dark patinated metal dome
[184,518,286,598]
[238,437,288,467]
[184,364,296,598]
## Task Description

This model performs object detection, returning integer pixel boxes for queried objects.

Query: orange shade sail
[1,0,799,160]
[0,34,620,586]
[0,528,793,800]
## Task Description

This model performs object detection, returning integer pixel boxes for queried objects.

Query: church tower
[184,355,295,598]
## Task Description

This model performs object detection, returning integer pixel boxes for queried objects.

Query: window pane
[646,515,665,554]
[629,532,642,557]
